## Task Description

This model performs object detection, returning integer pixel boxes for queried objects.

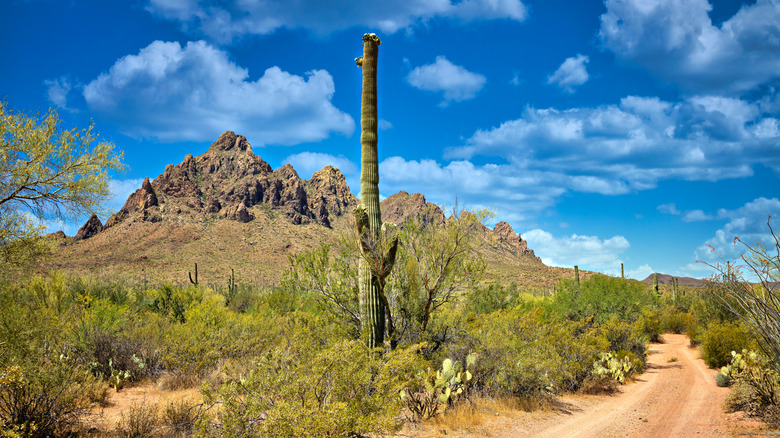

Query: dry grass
[394,396,562,438]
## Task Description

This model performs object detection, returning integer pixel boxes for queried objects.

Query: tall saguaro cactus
[354,33,397,349]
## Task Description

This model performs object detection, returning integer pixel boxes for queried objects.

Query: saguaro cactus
[354,33,397,349]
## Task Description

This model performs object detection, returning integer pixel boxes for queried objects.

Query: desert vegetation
[2,248,777,436]
[2,34,780,437]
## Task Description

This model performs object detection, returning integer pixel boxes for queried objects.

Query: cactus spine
[355,33,394,349]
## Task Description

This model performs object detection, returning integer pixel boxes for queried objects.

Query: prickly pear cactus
[592,352,633,383]
[435,353,477,404]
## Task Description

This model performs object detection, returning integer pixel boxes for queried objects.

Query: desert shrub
[0,363,103,438]
[701,322,753,368]
[118,401,160,438]
[162,398,202,435]
[550,275,658,323]
[205,339,427,437]
[600,315,648,367]
[633,308,662,343]
[463,282,520,315]
[660,306,696,334]
[148,284,202,323]
[471,308,609,398]
[716,372,731,387]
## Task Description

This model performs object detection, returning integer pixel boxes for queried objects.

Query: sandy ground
[399,334,773,438]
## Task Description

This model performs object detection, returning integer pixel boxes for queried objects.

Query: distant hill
[641,273,707,288]
[46,131,576,288]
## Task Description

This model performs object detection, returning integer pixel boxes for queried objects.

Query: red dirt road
[399,334,771,437]
[524,333,740,437]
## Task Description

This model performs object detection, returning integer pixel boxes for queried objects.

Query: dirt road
[526,333,731,437]
[399,333,769,438]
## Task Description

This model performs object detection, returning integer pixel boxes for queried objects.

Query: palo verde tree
[0,101,124,269]
[354,33,398,349]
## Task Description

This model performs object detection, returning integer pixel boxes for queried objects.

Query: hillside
[642,273,708,288]
[47,131,580,288]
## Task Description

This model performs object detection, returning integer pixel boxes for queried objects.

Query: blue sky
[2,0,779,280]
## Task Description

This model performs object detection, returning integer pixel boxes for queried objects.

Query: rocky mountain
[99,131,357,230]
[57,130,550,286]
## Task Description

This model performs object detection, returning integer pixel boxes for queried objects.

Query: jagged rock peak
[494,221,517,241]
[381,191,445,226]
[494,220,536,257]
[75,213,104,240]
[208,130,253,153]
[122,176,158,213]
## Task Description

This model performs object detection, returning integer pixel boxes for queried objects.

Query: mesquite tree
[354,33,398,349]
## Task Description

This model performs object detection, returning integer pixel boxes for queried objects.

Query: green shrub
[701,322,753,368]
[205,340,426,437]
[550,275,658,323]
[0,363,103,438]
[634,309,662,343]
[660,307,696,334]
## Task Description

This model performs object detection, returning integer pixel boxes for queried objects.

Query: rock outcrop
[99,131,357,232]
[380,191,445,226]
[75,213,104,240]
[493,221,536,257]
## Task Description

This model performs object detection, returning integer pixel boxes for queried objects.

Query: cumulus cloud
[147,0,528,43]
[547,54,589,93]
[626,264,654,281]
[378,156,566,222]
[44,76,73,110]
[694,197,780,265]
[283,152,358,179]
[599,0,780,93]
[522,229,630,273]
[83,40,354,144]
[406,56,487,106]
[446,95,780,195]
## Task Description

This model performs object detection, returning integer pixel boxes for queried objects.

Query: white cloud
[378,156,566,222]
[522,229,630,273]
[83,40,354,145]
[283,152,358,179]
[694,197,780,265]
[44,76,72,110]
[445,95,780,195]
[626,264,654,281]
[599,0,780,93]
[406,56,486,106]
[682,209,714,222]
[657,203,681,215]
[147,0,527,43]
[547,54,590,93]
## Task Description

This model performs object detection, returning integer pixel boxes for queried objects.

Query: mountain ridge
[51,131,572,287]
